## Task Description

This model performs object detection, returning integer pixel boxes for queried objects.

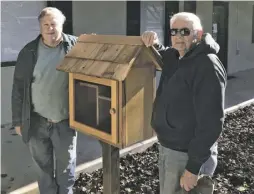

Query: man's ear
[196,30,203,40]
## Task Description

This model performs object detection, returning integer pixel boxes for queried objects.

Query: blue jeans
[159,144,217,194]
[27,113,77,194]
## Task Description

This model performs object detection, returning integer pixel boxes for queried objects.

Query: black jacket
[151,33,227,175]
[11,33,77,143]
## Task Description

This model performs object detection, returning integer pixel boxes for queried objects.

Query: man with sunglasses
[142,12,227,193]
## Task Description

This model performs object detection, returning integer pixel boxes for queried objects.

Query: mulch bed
[74,104,254,194]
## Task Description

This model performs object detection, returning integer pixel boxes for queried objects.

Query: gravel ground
[74,104,254,194]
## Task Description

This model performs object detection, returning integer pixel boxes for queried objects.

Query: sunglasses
[170,28,191,36]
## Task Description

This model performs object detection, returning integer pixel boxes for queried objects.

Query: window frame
[252,5,254,43]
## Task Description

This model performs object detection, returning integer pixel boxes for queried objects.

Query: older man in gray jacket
[12,7,77,194]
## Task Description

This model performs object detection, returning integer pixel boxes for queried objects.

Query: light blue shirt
[31,38,69,122]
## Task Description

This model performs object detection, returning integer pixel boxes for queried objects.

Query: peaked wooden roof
[56,34,162,81]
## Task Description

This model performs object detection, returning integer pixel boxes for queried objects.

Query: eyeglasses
[170,28,191,36]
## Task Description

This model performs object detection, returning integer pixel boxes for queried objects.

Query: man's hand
[15,126,22,136]
[180,170,198,191]
[141,31,159,47]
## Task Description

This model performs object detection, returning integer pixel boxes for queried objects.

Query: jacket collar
[29,32,70,52]
[62,33,70,43]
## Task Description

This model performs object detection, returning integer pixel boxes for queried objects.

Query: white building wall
[72,1,127,36]
[196,1,254,74]
[196,1,213,34]
[227,1,254,74]
[1,1,46,125]
[1,1,46,61]
[140,1,165,44]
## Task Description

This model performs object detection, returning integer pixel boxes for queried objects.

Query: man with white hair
[12,7,77,194]
[142,12,227,193]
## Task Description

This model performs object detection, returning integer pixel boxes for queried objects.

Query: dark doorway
[213,1,229,71]
[164,1,179,46]
[47,1,73,34]
[184,1,196,13]
[126,1,141,36]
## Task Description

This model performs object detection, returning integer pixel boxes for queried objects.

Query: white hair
[170,12,203,31]
[38,7,66,25]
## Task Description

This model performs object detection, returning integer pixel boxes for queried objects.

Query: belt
[32,112,61,123]
[47,119,59,123]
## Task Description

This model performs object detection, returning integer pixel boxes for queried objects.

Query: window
[252,5,254,43]
[127,1,141,36]
[1,1,73,67]
[74,80,112,134]
[1,1,46,67]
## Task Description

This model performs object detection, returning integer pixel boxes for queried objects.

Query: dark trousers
[27,113,77,194]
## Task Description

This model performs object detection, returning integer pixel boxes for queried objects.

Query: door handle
[109,108,116,115]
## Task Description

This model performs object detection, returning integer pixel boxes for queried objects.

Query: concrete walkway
[1,68,254,193]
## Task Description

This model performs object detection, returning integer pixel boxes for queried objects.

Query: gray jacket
[11,33,77,143]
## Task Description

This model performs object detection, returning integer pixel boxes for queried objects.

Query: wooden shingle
[57,34,162,81]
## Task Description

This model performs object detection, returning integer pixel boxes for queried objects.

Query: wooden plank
[118,81,124,147]
[113,45,141,64]
[144,47,163,71]
[84,60,112,77]
[66,42,132,64]
[71,120,114,145]
[63,60,132,82]
[65,42,104,59]
[77,59,97,75]
[124,64,155,147]
[72,59,94,73]
[111,80,119,144]
[66,42,140,64]
[125,80,144,145]
[103,46,142,81]
[101,142,120,194]
[122,81,127,148]
[95,44,125,62]
[101,63,130,81]
[77,34,144,46]
[129,48,158,140]
[142,66,156,140]
[101,62,120,79]
[57,58,80,72]
[73,73,112,86]
[111,63,131,81]
[132,49,150,68]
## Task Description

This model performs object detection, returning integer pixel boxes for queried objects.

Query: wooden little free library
[57,34,162,149]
